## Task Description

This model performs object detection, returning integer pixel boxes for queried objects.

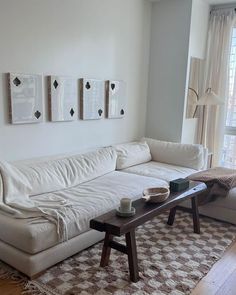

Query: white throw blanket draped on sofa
[0,161,81,240]
[0,147,117,240]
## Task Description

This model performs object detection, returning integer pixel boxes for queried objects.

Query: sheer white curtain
[200,8,235,166]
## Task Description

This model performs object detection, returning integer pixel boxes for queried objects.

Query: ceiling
[150,0,236,4]
[207,0,236,4]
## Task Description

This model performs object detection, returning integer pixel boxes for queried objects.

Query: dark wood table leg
[191,196,200,234]
[167,207,177,226]
[125,230,139,282]
[100,232,113,267]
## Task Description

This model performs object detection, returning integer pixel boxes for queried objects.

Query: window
[221,28,236,169]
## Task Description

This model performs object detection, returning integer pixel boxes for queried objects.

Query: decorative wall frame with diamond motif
[8,73,43,124]
[79,79,105,120]
[105,80,126,119]
[48,76,78,122]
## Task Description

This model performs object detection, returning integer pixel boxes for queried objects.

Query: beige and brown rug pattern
[1,211,236,295]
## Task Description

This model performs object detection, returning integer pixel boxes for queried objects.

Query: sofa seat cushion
[0,171,167,255]
[122,161,197,182]
[203,187,236,210]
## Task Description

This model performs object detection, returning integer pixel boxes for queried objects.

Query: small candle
[120,198,132,213]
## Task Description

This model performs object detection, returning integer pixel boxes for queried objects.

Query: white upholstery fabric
[0,171,167,254]
[0,148,117,239]
[0,229,105,277]
[114,141,152,170]
[0,169,15,215]
[0,161,43,216]
[122,161,196,182]
[0,140,233,279]
[0,148,117,240]
[0,161,86,240]
[182,188,236,225]
[144,137,205,170]
[15,147,117,196]
[207,188,236,210]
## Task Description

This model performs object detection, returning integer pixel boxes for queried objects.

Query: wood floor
[192,240,236,295]
[0,278,23,295]
[1,240,236,295]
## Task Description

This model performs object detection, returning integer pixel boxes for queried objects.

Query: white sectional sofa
[0,138,233,278]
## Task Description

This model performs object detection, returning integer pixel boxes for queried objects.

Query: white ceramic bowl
[143,187,170,203]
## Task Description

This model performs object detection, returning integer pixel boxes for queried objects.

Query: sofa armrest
[202,148,209,170]
[143,137,207,171]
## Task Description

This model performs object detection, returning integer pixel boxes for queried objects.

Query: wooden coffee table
[90,181,207,282]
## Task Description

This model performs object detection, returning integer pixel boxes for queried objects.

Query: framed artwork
[48,76,77,122]
[106,80,126,119]
[8,73,43,124]
[79,79,105,120]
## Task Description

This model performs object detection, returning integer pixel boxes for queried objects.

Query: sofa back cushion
[13,147,117,196]
[144,137,205,170]
[114,141,152,170]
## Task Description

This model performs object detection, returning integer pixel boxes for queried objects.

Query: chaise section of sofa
[114,139,236,226]
[181,186,236,225]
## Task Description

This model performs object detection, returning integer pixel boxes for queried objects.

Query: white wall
[146,0,193,142]
[181,118,199,144]
[189,0,210,59]
[0,0,151,161]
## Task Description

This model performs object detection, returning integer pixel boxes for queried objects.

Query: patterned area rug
[1,211,236,295]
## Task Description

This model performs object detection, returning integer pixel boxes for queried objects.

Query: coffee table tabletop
[90,181,206,236]
[90,181,207,282]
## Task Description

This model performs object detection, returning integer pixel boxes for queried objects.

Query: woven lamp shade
[196,88,224,106]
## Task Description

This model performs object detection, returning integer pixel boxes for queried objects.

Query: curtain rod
[211,3,236,11]
[211,8,236,12]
